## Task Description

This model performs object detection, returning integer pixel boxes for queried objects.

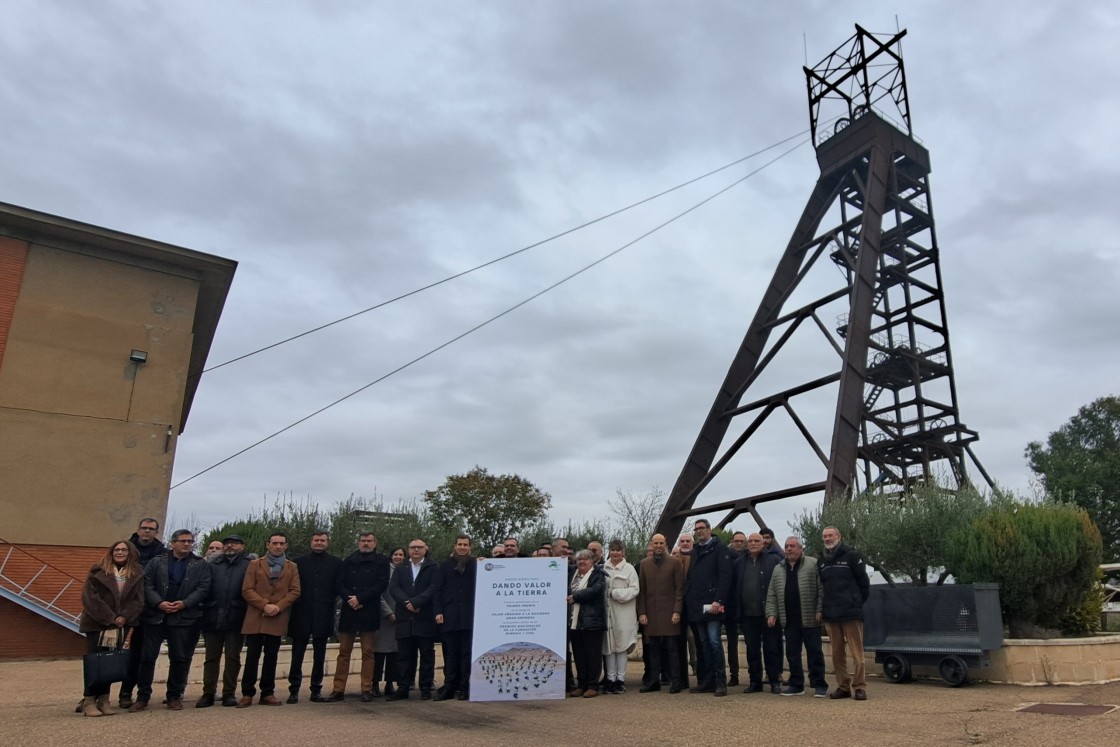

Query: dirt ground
[2,657,1118,747]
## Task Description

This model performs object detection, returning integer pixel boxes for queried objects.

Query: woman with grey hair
[567,549,606,697]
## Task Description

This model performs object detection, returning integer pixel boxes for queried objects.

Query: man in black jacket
[130,529,211,712]
[118,517,166,709]
[326,532,390,702]
[683,519,732,696]
[287,531,344,703]
[197,535,250,708]
[819,526,870,701]
[736,533,782,694]
[386,538,440,700]
[434,535,476,701]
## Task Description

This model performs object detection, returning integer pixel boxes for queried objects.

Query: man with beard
[434,535,476,701]
[197,535,250,708]
[683,519,731,697]
[819,526,870,701]
[327,532,390,702]
[288,531,344,703]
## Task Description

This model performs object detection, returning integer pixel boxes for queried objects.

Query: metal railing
[0,539,83,631]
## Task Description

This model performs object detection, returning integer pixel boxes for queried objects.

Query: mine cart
[863,583,1003,686]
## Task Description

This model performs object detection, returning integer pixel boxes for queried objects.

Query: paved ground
[2,658,1119,746]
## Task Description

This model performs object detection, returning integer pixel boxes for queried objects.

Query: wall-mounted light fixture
[129,349,148,364]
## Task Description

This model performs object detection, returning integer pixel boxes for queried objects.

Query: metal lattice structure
[657,25,992,540]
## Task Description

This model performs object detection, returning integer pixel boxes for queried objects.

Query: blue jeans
[690,620,726,686]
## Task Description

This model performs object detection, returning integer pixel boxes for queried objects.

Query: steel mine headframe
[657,25,992,540]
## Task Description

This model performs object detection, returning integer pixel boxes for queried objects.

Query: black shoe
[286,693,299,704]
[118,695,133,710]
[456,690,469,701]
[743,683,764,693]
[668,684,682,694]
[728,674,740,686]
[420,689,432,700]
[195,694,215,708]
[714,683,728,697]
[371,685,382,698]
[639,683,661,693]
[615,680,626,694]
[221,695,239,707]
[780,685,805,696]
[383,683,396,697]
[770,683,781,694]
[689,683,715,693]
[433,689,454,702]
[309,692,325,703]
[360,692,372,702]
[324,692,345,702]
[385,689,409,701]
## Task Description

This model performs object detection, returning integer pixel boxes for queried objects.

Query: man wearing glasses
[130,529,212,711]
[386,539,439,700]
[118,518,166,709]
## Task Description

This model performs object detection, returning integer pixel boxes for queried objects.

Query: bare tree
[607,486,664,546]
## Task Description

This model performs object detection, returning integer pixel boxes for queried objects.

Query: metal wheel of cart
[938,655,970,687]
[882,653,913,683]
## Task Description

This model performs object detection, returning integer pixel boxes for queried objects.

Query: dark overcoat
[389,557,440,639]
[202,552,251,632]
[569,566,606,630]
[434,556,477,633]
[682,537,732,622]
[289,550,344,638]
[336,550,391,633]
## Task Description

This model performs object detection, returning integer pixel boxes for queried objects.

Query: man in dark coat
[819,526,871,701]
[287,531,344,703]
[736,533,782,694]
[433,535,477,701]
[326,531,390,701]
[767,536,828,698]
[197,535,250,708]
[130,529,211,712]
[119,517,166,709]
[386,538,440,700]
[683,519,732,696]
[636,533,684,693]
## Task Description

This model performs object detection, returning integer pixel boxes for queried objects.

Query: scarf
[267,552,286,580]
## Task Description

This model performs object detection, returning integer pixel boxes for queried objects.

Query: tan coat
[240,556,301,637]
[636,554,684,637]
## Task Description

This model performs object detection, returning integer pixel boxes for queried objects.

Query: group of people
[558,520,870,702]
[77,515,870,717]
[78,519,479,715]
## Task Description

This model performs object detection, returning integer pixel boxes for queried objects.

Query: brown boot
[81,697,102,717]
[96,695,118,716]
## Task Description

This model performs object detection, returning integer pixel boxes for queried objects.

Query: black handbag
[82,628,133,687]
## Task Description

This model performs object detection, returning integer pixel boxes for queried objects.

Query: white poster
[470,557,568,701]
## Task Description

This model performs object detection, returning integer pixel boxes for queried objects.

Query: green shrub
[945,501,1103,636]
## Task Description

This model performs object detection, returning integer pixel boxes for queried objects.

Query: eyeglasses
[174,539,195,544]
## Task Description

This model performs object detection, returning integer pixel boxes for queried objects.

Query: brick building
[0,202,235,658]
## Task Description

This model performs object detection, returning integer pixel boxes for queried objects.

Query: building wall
[0,241,199,547]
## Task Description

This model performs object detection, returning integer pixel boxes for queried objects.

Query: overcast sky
[3,2,1118,540]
